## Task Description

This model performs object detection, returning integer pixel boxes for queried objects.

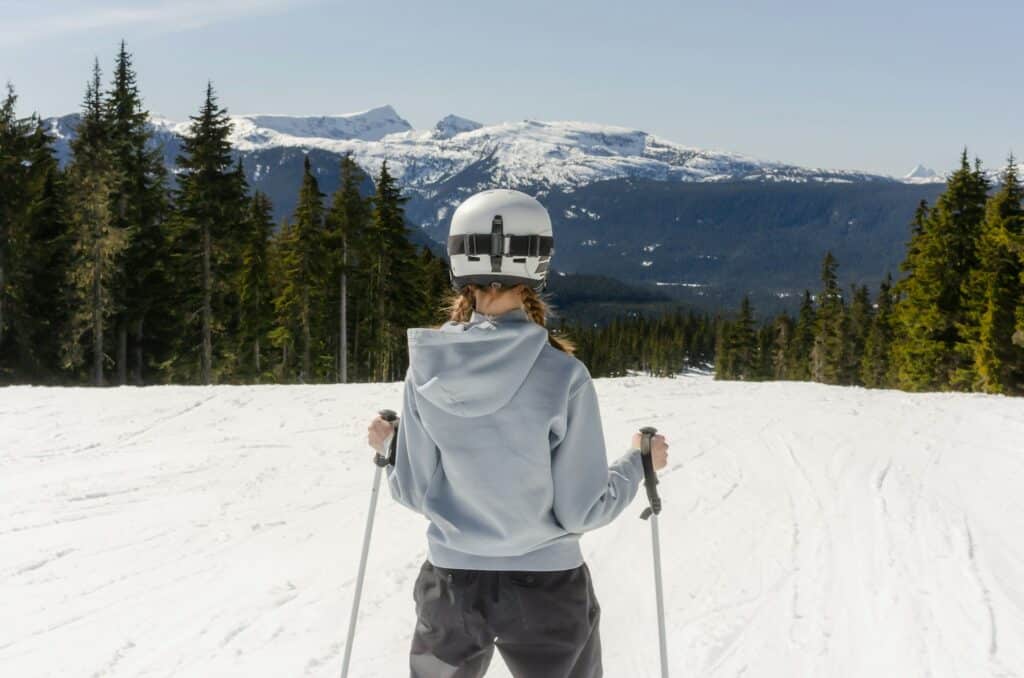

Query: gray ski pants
[409,559,602,678]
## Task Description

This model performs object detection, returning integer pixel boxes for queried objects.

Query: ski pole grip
[639,426,661,520]
[373,409,399,467]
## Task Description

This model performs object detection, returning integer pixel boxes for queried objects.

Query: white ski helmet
[446,188,555,292]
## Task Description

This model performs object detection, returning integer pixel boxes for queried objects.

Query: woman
[367,189,669,678]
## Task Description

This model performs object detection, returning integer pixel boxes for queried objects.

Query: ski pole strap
[639,426,662,520]
[373,409,399,468]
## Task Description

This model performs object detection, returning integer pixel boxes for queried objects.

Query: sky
[2,0,1021,177]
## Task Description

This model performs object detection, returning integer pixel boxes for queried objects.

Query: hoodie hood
[406,307,549,418]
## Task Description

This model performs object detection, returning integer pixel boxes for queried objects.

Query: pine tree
[324,153,371,382]
[63,61,127,386]
[419,246,452,326]
[786,290,816,380]
[104,41,169,385]
[168,83,248,383]
[716,296,757,380]
[365,161,423,381]
[755,322,774,380]
[236,191,276,380]
[772,314,794,379]
[845,284,872,384]
[0,83,69,383]
[861,274,895,388]
[811,251,846,384]
[969,158,1024,394]
[271,156,327,382]
[892,151,989,390]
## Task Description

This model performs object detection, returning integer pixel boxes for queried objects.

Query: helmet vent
[490,215,504,273]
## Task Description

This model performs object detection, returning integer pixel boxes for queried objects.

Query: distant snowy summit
[45,105,924,191]
[902,164,945,184]
[432,114,483,139]
[240,106,412,142]
[143,105,414,147]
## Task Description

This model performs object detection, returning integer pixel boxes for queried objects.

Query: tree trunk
[352,303,359,382]
[301,286,311,382]
[340,267,347,384]
[117,321,127,385]
[202,222,212,384]
[92,241,104,387]
[254,337,261,376]
[133,316,144,386]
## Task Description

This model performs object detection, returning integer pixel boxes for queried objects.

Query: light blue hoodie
[384,306,645,571]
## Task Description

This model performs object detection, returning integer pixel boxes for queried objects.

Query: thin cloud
[0,0,308,47]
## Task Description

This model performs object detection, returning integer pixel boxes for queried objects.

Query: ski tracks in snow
[2,379,1024,676]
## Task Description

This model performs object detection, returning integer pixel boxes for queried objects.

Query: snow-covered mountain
[45,105,896,193]
[230,113,895,191]
[4,376,1023,676]
[902,164,944,184]
[42,106,947,307]
[432,113,483,139]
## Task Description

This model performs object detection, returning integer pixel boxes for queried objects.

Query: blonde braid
[435,283,576,354]
[521,285,576,355]
[438,285,475,326]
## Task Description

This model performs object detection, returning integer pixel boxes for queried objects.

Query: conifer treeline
[0,43,449,386]
[717,152,1024,395]
[569,310,716,377]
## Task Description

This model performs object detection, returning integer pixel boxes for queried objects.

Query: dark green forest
[715,155,1024,395]
[1,45,449,386]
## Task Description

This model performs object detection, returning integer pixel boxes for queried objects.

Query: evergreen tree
[785,290,816,380]
[861,274,895,388]
[755,322,774,380]
[365,161,423,381]
[271,156,327,382]
[63,62,126,386]
[167,83,248,383]
[772,313,794,380]
[892,151,989,390]
[0,83,69,383]
[969,158,1024,394]
[324,153,371,382]
[716,296,757,380]
[845,284,873,384]
[236,191,276,380]
[104,41,169,385]
[419,246,453,326]
[811,251,846,384]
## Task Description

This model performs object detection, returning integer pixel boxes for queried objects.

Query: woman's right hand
[631,432,669,471]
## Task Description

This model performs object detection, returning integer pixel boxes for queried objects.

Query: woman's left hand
[367,415,397,456]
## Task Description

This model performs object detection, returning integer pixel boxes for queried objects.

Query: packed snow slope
[2,376,1023,677]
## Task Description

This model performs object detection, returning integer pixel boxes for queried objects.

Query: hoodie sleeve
[385,374,440,514]
[550,375,646,533]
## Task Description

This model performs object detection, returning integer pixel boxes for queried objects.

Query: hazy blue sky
[2,0,1020,176]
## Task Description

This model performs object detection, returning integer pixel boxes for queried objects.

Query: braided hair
[438,284,576,355]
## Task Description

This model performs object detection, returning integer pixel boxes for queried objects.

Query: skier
[367,188,669,678]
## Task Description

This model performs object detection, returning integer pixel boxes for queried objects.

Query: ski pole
[341,408,398,678]
[639,425,669,678]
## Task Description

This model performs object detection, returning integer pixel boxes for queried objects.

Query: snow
[3,377,1024,677]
